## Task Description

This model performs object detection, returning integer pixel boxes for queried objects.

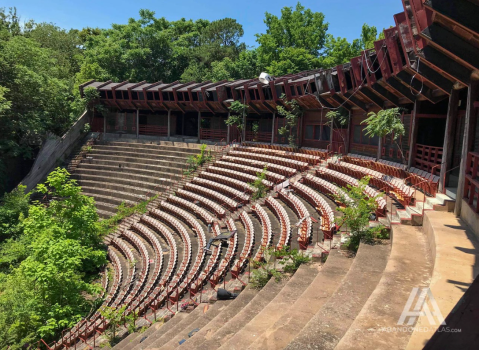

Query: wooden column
[345,110,351,154]
[167,109,171,141]
[242,112,246,143]
[226,112,230,144]
[103,111,106,138]
[198,111,201,142]
[439,89,460,193]
[377,137,382,160]
[181,113,185,138]
[271,112,276,145]
[455,80,479,216]
[408,100,419,168]
[136,109,139,139]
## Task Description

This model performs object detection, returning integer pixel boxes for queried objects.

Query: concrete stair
[247,249,353,350]
[284,242,390,350]
[334,225,433,349]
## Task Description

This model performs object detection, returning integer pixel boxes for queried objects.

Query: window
[305,125,330,141]
[353,125,379,146]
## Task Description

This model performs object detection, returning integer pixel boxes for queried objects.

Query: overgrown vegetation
[0,168,106,348]
[277,95,303,148]
[325,108,349,154]
[250,166,269,200]
[361,107,406,161]
[249,247,311,289]
[225,101,249,143]
[184,144,212,175]
[334,177,389,252]
[252,122,260,142]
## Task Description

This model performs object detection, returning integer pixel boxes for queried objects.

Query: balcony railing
[245,131,273,143]
[200,128,227,141]
[414,144,443,174]
[464,152,479,213]
[139,125,167,136]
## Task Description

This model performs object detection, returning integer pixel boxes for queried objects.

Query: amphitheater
[25,1,479,349]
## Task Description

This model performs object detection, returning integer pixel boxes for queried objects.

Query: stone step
[244,249,352,350]
[77,163,182,180]
[216,263,320,350]
[73,173,171,192]
[81,191,137,208]
[87,152,187,169]
[335,225,433,350]
[78,180,162,198]
[91,145,199,158]
[106,141,205,153]
[182,275,288,350]
[174,286,259,349]
[284,242,390,350]
[84,158,184,175]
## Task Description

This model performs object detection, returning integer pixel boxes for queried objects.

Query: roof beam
[385,77,416,103]
[408,54,453,94]
[331,94,353,111]
[358,87,386,109]
[371,83,401,107]
[421,23,479,72]
[343,92,368,112]
[424,0,479,35]
[395,71,445,103]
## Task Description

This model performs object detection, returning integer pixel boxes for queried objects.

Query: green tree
[276,96,303,148]
[319,35,362,68]
[250,166,268,200]
[226,101,248,142]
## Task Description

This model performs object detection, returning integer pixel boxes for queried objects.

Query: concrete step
[82,187,144,205]
[73,173,170,192]
[335,225,433,350]
[84,158,184,175]
[175,286,259,349]
[105,141,204,153]
[184,275,288,350]
[91,145,200,158]
[78,179,162,198]
[216,264,320,350]
[284,242,390,350]
[247,249,353,350]
[77,163,182,181]
[87,152,187,169]
[82,191,137,208]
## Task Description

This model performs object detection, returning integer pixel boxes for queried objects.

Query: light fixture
[258,72,275,85]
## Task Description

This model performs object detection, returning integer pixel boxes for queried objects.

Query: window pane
[305,125,314,139]
[370,135,379,146]
[353,126,362,143]
[314,126,321,140]
[322,125,331,141]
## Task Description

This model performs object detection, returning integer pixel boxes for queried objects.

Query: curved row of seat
[199,172,256,194]
[215,160,286,184]
[233,145,321,166]
[231,211,255,277]
[222,155,297,177]
[207,166,274,188]
[176,189,227,218]
[110,238,137,307]
[279,190,312,250]
[100,265,109,299]
[104,248,122,306]
[265,196,291,250]
[167,195,215,224]
[303,174,353,206]
[184,183,238,211]
[210,218,239,286]
[329,162,414,206]
[229,150,308,171]
[316,167,387,215]
[241,142,329,159]
[192,177,250,203]
[252,204,273,262]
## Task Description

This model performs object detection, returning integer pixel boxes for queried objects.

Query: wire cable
[409,56,424,97]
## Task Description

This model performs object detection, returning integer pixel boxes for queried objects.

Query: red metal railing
[139,125,168,136]
[414,144,443,174]
[200,128,227,141]
[464,152,479,213]
[245,131,272,143]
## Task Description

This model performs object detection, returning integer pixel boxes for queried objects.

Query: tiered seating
[234,145,320,165]
[231,211,255,278]
[303,174,353,206]
[99,266,109,299]
[121,230,150,304]
[409,167,440,195]
[189,222,222,296]
[278,190,312,249]
[252,204,273,262]
[184,183,238,211]
[110,238,137,307]
[215,160,285,184]
[166,196,215,224]
[192,177,250,204]
[176,189,226,218]
[199,172,256,194]
[265,196,291,250]
[329,162,414,206]
[292,182,333,233]
[210,218,238,286]
[207,166,274,188]
[316,167,387,216]
[222,155,297,177]
[242,142,329,159]
[229,150,308,171]
[104,249,122,306]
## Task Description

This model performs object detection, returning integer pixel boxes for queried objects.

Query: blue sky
[5,0,404,46]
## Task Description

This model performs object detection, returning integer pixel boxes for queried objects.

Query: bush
[272,247,311,273]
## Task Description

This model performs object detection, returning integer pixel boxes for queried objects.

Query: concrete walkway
[406,211,479,349]
[335,225,433,350]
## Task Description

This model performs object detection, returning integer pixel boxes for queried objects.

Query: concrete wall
[460,199,479,240]
[21,110,91,192]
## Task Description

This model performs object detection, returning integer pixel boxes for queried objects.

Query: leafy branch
[226,101,248,142]
[249,166,268,200]
[276,94,302,148]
